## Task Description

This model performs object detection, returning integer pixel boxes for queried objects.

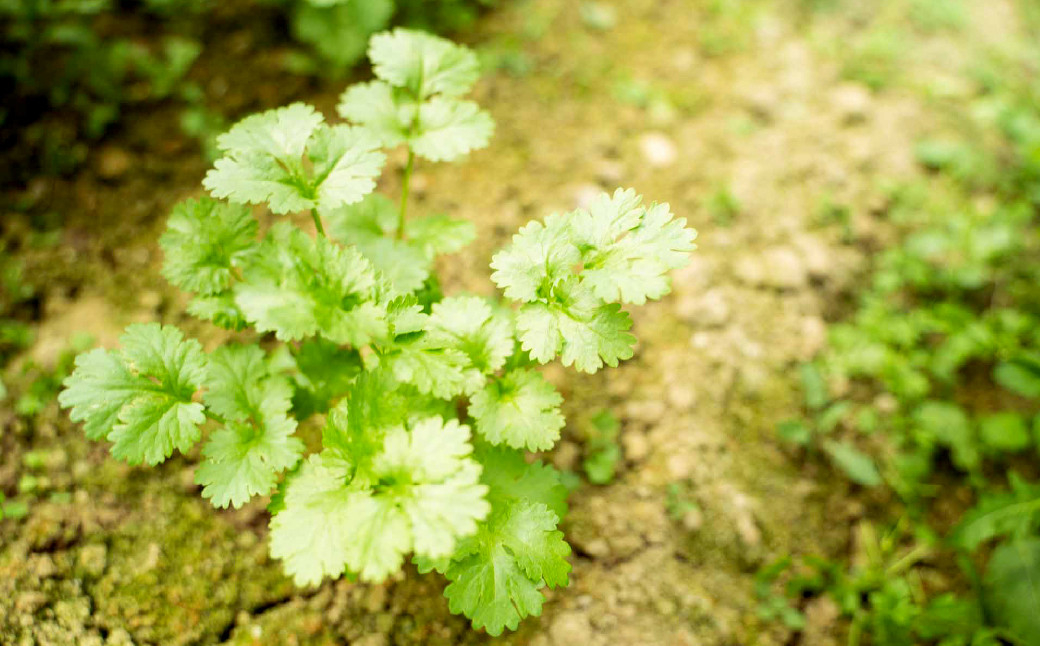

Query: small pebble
[638,132,678,167]
[97,147,132,180]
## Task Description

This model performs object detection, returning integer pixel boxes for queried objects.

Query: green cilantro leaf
[516,295,635,373]
[573,189,697,305]
[492,188,695,307]
[282,339,362,418]
[443,500,571,636]
[339,30,491,163]
[203,103,385,214]
[338,81,492,162]
[326,196,476,292]
[382,336,479,399]
[58,323,207,465]
[369,28,480,99]
[428,296,514,374]
[336,80,412,149]
[411,98,494,162]
[187,292,248,330]
[385,295,430,336]
[197,346,303,508]
[308,124,388,212]
[476,445,568,519]
[404,213,476,256]
[490,213,580,303]
[321,369,410,473]
[270,417,489,585]
[268,454,385,586]
[234,223,387,345]
[378,305,483,398]
[195,418,303,509]
[491,188,691,371]
[325,193,431,293]
[359,238,431,294]
[469,369,564,451]
[160,197,257,295]
[202,345,283,420]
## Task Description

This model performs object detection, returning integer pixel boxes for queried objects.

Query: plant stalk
[398,148,415,239]
[310,208,326,237]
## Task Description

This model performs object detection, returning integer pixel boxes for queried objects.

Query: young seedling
[58,28,697,635]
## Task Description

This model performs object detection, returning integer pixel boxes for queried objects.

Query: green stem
[885,544,929,578]
[311,208,326,237]
[204,409,227,425]
[848,610,865,646]
[398,148,415,240]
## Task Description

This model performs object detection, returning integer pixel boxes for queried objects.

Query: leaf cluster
[59,28,695,636]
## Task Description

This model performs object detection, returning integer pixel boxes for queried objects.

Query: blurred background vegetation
[0,0,500,183]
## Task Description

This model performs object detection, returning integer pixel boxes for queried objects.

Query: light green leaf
[358,237,431,293]
[412,98,494,162]
[913,401,979,473]
[799,362,829,410]
[443,500,570,636]
[428,296,513,374]
[979,412,1031,453]
[203,103,323,214]
[516,296,635,373]
[490,213,580,303]
[187,292,248,330]
[234,224,386,345]
[203,103,385,214]
[217,102,321,160]
[325,193,431,293]
[383,338,479,399]
[823,440,883,487]
[369,28,480,98]
[269,454,392,585]
[476,445,569,519]
[160,197,257,295]
[404,214,475,256]
[270,417,488,585]
[321,369,410,473]
[953,473,1040,551]
[290,0,392,67]
[195,345,303,508]
[58,323,207,466]
[336,80,412,148]
[326,192,399,241]
[375,419,489,557]
[983,539,1040,646]
[308,125,387,211]
[202,345,280,421]
[195,418,303,509]
[470,369,564,451]
[995,360,1040,399]
[573,189,696,305]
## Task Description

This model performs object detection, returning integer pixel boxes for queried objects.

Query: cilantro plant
[58,29,696,635]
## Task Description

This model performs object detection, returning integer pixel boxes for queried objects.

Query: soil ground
[0,0,1023,644]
